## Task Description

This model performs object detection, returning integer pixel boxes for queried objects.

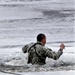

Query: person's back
[22,33,65,65]
[22,42,47,65]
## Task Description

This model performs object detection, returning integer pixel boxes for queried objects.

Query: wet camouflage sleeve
[22,43,63,65]
[44,47,63,60]
[22,43,34,53]
[22,45,28,53]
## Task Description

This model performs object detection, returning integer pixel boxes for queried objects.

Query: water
[0,0,75,73]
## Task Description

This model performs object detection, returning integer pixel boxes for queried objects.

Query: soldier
[22,33,65,65]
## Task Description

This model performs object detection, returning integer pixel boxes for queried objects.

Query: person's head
[37,33,46,46]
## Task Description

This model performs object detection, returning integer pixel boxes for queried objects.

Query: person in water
[22,33,65,65]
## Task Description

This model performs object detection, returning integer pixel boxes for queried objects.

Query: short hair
[37,33,46,42]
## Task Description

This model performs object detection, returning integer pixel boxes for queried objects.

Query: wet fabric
[22,42,63,65]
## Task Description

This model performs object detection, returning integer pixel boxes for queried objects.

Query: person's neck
[37,41,45,46]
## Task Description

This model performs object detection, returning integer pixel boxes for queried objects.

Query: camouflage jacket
[22,42,63,65]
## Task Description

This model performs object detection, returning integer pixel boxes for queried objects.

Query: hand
[60,43,65,50]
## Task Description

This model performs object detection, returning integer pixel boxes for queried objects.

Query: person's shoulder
[26,42,34,48]
[22,43,34,51]
[42,46,52,52]
[27,42,34,46]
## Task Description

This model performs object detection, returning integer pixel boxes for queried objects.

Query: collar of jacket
[37,41,44,46]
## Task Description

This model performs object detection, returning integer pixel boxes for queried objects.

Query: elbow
[53,53,62,60]
[54,58,59,60]
[53,56,59,60]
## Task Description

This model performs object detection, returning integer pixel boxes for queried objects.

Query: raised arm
[45,44,65,60]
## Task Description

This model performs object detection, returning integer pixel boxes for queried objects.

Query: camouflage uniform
[22,42,63,65]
